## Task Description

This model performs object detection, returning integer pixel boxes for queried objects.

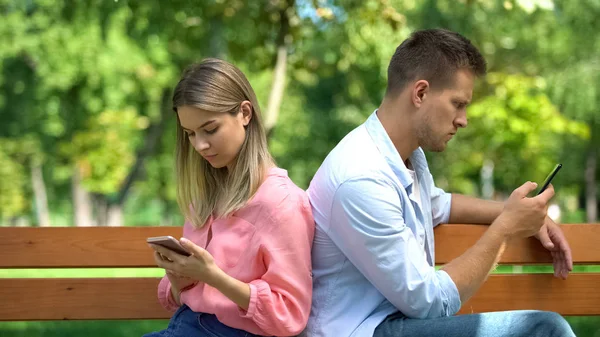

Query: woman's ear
[239,101,253,126]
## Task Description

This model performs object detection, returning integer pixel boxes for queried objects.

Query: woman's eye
[185,132,194,137]
[205,127,218,135]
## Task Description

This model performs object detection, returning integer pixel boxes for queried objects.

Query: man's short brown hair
[385,29,487,95]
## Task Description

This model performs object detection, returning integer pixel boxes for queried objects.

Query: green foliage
[60,109,147,194]
[430,73,589,195]
[0,140,28,220]
[0,0,598,226]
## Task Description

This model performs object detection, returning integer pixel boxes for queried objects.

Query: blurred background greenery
[0,0,599,335]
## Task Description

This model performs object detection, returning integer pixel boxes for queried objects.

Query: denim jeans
[142,305,262,337]
[374,310,575,337]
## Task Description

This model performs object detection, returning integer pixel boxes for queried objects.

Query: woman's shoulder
[240,167,311,223]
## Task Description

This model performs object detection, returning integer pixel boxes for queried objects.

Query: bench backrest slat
[435,224,600,265]
[0,224,598,321]
[1,224,598,268]
[0,273,598,321]
[0,227,178,268]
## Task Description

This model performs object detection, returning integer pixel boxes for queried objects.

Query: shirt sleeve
[425,170,453,226]
[329,176,461,319]
[157,274,179,312]
[238,195,315,336]
[156,220,195,312]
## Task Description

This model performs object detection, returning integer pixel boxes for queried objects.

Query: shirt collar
[364,110,428,189]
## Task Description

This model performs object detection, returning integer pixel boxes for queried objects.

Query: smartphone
[536,163,562,195]
[147,236,191,256]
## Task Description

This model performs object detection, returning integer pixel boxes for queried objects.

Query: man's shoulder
[307,134,399,210]
[311,130,387,185]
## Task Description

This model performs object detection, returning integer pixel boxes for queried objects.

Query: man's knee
[529,311,575,337]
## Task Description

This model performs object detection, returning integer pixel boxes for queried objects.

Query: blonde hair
[172,58,274,228]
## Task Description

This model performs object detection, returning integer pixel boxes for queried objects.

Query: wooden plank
[0,227,183,268]
[0,278,171,320]
[434,224,600,265]
[459,273,600,316]
[0,224,597,268]
[0,274,598,320]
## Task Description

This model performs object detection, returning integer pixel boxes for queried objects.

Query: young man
[302,29,575,337]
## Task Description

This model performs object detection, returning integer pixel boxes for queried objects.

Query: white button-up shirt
[301,111,461,337]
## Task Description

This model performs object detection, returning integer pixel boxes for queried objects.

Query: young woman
[144,59,315,337]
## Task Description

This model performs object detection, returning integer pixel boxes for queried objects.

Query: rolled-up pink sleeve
[157,219,195,312]
[238,198,315,336]
[157,275,180,312]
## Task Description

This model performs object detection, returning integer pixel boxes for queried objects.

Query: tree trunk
[107,204,123,227]
[72,165,94,227]
[93,194,108,226]
[264,1,292,136]
[264,46,288,133]
[158,154,174,226]
[11,216,29,227]
[209,17,226,58]
[102,89,172,226]
[585,144,597,223]
[480,158,494,199]
[31,162,51,227]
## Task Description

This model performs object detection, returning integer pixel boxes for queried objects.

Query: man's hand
[534,217,573,280]
[495,182,554,239]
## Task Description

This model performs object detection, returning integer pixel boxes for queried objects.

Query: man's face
[416,69,474,152]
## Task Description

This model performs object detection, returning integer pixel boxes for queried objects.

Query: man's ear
[412,80,430,108]
[239,100,253,126]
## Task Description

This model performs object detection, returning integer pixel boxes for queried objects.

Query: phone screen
[536,163,562,195]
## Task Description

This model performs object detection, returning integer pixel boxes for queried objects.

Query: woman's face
[177,102,252,170]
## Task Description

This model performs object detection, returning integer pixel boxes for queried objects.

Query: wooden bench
[0,224,599,321]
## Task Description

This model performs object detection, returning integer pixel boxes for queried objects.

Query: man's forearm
[448,194,503,224]
[441,222,508,302]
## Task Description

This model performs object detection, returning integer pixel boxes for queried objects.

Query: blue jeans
[374,310,575,337]
[142,305,262,337]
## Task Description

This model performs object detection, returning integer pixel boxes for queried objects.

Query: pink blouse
[157,167,315,336]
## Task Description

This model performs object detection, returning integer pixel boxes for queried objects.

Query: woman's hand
[149,238,221,286]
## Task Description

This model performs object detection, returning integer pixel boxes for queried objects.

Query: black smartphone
[536,163,562,195]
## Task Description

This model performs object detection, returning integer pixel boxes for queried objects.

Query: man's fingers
[535,184,555,204]
[513,181,538,198]
[561,240,574,271]
[538,226,554,250]
[560,252,569,279]
[551,251,559,278]
[551,226,573,272]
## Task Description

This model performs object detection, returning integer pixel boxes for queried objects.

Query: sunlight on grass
[0,320,169,337]
[492,265,600,274]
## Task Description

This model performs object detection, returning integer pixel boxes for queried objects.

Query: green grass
[493,265,600,274]
[0,320,169,337]
[0,317,597,337]
[566,317,600,337]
